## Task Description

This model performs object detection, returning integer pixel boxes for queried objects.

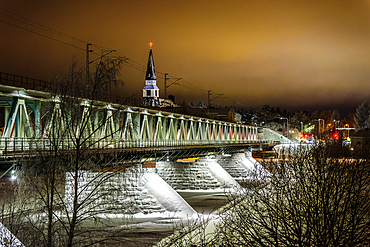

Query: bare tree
[0,180,33,246]
[355,101,370,130]
[155,214,215,247]
[212,144,370,246]
[6,57,144,246]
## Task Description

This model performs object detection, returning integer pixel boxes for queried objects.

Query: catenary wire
[1,7,216,97]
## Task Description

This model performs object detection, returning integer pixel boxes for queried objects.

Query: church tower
[143,42,159,106]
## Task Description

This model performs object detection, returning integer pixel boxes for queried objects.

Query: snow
[0,222,24,247]
[143,173,197,218]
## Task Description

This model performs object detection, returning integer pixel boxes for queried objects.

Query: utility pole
[164,73,168,98]
[163,74,181,99]
[300,122,303,133]
[86,43,116,86]
[280,117,289,139]
[86,43,92,85]
[208,90,225,113]
[208,90,211,110]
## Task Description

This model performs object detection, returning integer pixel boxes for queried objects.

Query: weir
[61,151,270,222]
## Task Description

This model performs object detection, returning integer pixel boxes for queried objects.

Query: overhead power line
[0,7,218,98]
[0,7,89,51]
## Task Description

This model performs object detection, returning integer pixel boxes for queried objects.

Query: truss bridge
[0,74,273,159]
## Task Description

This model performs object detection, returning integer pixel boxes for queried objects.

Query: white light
[108,144,114,148]
[106,104,115,110]
[10,175,17,181]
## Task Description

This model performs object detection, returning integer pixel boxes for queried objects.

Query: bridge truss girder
[0,85,259,144]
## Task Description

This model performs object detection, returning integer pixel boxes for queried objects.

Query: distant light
[10,170,17,181]
[108,144,114,148]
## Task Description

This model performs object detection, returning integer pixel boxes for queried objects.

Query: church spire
[143,42,160,106]
[145,43,156,80]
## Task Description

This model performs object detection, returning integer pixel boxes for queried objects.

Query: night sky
[1,0,370,116]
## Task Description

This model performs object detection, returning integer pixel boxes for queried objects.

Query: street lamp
[344,124,350,138]
[300,122,303,133]
[320,119,325,132]
[313,119,320,138]
[280,117,289,139]
[314,119,325,139]
[334,119,340,129]
[313,119,321,132]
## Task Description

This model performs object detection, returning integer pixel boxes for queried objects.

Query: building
[142,43,160,106]
[351,128,370,151]
[207,107,240,123]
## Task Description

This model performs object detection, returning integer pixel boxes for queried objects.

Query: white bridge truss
[0,85,262,154]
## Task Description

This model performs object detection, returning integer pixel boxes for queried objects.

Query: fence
[0,137,267,157]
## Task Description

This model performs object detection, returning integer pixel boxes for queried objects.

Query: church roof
[143,85,159,90]
[145,48,156,80]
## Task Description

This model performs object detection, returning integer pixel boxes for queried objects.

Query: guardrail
[0,72,50,91]
[0,72,143,107]
[0,138,268,157]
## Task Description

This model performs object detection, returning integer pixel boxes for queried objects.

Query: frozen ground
[3,153,268,246]
[117,190,229,246]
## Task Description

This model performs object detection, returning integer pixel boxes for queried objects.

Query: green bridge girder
[0,84,276,155]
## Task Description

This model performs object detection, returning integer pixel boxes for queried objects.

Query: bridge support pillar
[34,100,41,138]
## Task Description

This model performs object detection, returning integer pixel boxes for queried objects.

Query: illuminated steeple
[143,43,159,106]
[145,45,156,80]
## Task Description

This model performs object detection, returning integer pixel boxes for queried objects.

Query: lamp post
[320,119,325,132]
[313,119,320,138]
[314,119,325,139]
[300,122,303,133]
[334,119,340,129]
[344,124,349,138]
[280,117,289,139]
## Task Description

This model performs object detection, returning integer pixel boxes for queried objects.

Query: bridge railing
[0,72,51,91]
[0,137,268,156]
[0,72,143,107]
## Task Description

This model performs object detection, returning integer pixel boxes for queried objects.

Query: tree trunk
[67,147,80,247]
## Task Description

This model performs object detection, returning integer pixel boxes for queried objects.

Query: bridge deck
[0,137,271,160]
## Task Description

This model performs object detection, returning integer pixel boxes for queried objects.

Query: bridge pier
[155,158,241,192]
[64,166,196,219]
[61,150,271,222]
